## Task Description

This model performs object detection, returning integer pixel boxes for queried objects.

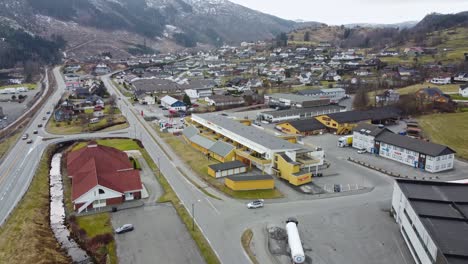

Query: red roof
[67,143,142,201]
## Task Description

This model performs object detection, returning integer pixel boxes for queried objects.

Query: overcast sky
[229,0,468,25]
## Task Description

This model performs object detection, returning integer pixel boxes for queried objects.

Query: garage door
[216,171,221,178]
[222,170,228,177]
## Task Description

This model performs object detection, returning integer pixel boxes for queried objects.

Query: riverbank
[0,146,69,263]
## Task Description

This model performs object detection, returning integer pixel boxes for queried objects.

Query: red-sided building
[67,142,143,213]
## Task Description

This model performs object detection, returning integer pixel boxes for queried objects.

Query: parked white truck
[337,135,353,147]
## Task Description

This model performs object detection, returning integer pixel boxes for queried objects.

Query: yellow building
[315,114,356,135]
[275,154,313,186]
[225,175,275,191]
[277,119,326,136]
[183,126,236,163]
[208,161,247,178]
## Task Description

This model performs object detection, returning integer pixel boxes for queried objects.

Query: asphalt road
[0,68,417,264]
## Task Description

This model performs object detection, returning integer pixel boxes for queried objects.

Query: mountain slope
[0,0,297,51]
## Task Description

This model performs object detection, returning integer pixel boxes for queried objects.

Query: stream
[50,153,93,264]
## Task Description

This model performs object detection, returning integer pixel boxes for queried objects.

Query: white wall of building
[74,185,122,208]
[352,132,375,153]
[425,154,454,173]
[379,142,420,168]
[392,183,439,264]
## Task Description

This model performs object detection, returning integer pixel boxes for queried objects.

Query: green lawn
[77,213,113,237]
[76,213,117,264]
[0,147,69,263]
[72,138,141,152]
[418,112,468,160]
[47,114,128,135]
[397,83,460,95]
[450,94,468,101]
[161,133,283,199]
[0,83,36,90]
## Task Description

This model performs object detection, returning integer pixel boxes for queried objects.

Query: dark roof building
[376,131,455,157]
[392,179,468,264]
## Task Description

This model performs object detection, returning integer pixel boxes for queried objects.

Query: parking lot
[0,89,39,128]
[111,155,205,264]
[296,203,414,264]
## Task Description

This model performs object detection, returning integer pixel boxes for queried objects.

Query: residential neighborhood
[1,2,468,264]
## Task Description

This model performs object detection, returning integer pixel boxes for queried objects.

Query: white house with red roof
[67,142,143,213]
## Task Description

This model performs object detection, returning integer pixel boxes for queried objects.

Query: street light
[192,199,201,231]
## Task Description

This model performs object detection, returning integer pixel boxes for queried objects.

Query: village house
[205,95,245,107]
[415,87,451,104]
[459,84,468,98]
[67,142,143,213]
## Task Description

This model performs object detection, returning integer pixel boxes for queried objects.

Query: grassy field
[47,113,128,135]
[76,213,117,264]
[0,147,70,263]
[72,138,221,264]
[418,112,468,160]
[0,83,37,90]
[241,229,259,264]
[397,83,460,95]
[161,133,283,199]
[0,132,22,160]
[111,80,134,98]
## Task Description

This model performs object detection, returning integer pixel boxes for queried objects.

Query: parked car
[162,107,168,110]
[33,130,38,134]
[26,139,33,144]
[115,224,134,234]
[46,111,51,115]
[247,200,264,209]
[357,149,366,154]
[38,124,43,128]
[42,117,47,121]
[22,133,29,140]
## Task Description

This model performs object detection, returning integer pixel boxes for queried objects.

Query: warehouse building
[191,113,325,186]
[315,107,401,134]
[276,119,326,136]
[182,126,236,162]
[297,88,347,103]
[352,123,455,173]
[375,131,455,173]
[264,93,331,108]
[352,123,388,152]
[208,160,247,178]
[392,179,468,264]
[225,175,275,191]
[258,105,345,123]
[160,95,187,111]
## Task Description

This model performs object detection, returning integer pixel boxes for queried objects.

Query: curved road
[0,67,406,264]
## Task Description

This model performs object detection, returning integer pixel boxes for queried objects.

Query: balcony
[235,149,271,165]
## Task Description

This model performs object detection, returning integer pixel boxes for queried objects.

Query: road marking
[0,144,26,186]
[205,197,220,215]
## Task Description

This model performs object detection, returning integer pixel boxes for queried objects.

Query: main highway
[0,67,408,264]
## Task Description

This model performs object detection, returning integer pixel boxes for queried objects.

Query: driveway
[111,154,205,264]
[111,205,205,264]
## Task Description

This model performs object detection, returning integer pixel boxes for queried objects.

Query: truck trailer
[337,135,353,147]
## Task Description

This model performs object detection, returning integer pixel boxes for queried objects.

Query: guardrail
[347,157,439,181]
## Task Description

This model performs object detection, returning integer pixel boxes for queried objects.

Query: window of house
[99,189,105,194]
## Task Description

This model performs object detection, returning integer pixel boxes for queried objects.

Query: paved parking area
[296,203,414,264]
[0,89,39,128]
[111,153,205,264]
[111,205,205,264]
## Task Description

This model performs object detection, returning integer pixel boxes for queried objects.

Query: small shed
[207,160,247,178]
[225,175,275,191]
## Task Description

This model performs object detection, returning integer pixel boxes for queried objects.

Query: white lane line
[205,197,220,215]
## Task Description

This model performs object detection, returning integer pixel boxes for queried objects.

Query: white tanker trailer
[286,218,305,264]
